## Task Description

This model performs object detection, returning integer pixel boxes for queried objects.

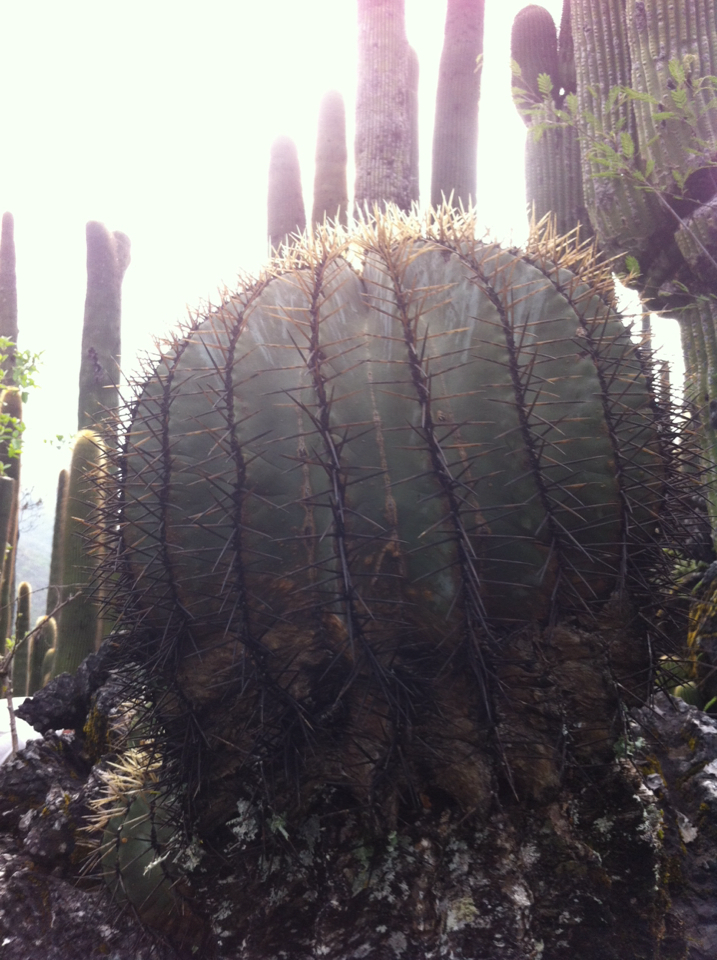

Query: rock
[2,649,717,958]
[0,662,179,959]
[632,694,717,960]
[0,698,39,764]
[15,640,120,735]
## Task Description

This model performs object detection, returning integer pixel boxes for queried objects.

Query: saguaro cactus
[510,4,590,238]
[0,212,18,381]
[78,221,130,433]
[0,387,21,653]
[45,469,68,616]
[430,0,485,208]
[10,580,31,696]
[52,430,105,677]
[311,90,349,228]
[354,0,417,211]
[512,1,717,529]
[268,136,307,252]
[27,614,56,694]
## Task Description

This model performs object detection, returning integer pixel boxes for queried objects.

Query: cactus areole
[117,209,662,660]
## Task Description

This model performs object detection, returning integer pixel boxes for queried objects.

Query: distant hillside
[11,482,54,628]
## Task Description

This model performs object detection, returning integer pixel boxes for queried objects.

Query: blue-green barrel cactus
[106,208,680,833]
[118,210,661,639]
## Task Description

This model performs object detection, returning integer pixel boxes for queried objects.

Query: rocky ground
[1,644,717,959]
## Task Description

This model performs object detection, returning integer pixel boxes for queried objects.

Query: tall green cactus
[311,90,349,228]
[52,430,105,677]
[512,0,717,529]
[430,0,485,209]
[0,212,18,381]
[101,207,680,836]
[0,387,21,653]
[27,614,56,694]
[511,4,591,238]
[44,220,128,677]
[268,136,307,252]
[78,222,130,434]
[46,468,68,616]
[354,0,417,211]
[10,580,31,697]
[0,475,15,665]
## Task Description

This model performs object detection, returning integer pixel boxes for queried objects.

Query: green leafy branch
[0,337,42,475]
[518,55,717,281]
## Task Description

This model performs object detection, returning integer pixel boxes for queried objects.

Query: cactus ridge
[95,206,701,833]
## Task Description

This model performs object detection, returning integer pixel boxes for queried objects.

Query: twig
[0,591,79,761]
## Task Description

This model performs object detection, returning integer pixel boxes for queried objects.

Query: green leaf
[672,88,688,110]
[652,111,677,122]
[625,255,640,276]
[645,158,655,178]
[672,168,687,192]
[621,88,659,105]
[537,72,553,98]
[620,132,635,158]
[510,59,523,78]
[566,93,579,116]
[668,58,686,85]
[605,85,620,112]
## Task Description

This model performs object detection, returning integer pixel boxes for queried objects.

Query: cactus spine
[268,136,307,252]
[430,0,485,209]
[52,431,105,677]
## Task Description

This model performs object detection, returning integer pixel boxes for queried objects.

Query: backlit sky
[0,0,678,565]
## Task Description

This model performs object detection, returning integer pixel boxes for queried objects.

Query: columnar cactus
[311,90,349,228]
[10,580,31,696]
[268,136,307,252]
[512,0,717,528]
[52,430,105,677]
[511,4,591,238]
[78,222,130,433]
[354,0,417,211]
[27,614,56,694]
[0,474,15,664]
[430,0,485,209]
[0,387,21,652]
[0,212,18,381]
[45,469,68,616]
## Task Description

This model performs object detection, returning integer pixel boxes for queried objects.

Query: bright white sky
[0,0,679,535]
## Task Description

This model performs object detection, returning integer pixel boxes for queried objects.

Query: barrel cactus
[95,208,694,843]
